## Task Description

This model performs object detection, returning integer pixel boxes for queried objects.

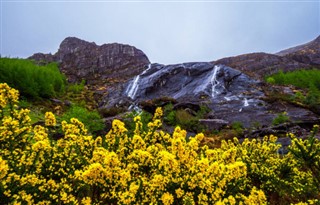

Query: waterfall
[244,98,249,107]
[239,98,249,112]
[126,75,140,99]
[126,64,152,99]
[210,65,221,97]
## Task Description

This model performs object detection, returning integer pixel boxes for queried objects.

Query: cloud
[1,1,319,64]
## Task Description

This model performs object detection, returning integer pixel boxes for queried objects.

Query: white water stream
[210,65,221,98]
[126,64,152,99]
[244,98,249,107]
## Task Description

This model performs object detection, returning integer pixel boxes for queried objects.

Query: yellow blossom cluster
[0,83,319,204]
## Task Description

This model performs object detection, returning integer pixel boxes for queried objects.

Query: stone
[198,119,229,131]
[29,36,150,88]
[214,35,320,80]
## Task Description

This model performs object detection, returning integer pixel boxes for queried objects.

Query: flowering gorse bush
[0,83,319,204]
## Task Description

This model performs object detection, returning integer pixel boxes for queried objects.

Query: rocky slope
[28,36,320,135]
[103,62,319,129]
[215,36,320,79]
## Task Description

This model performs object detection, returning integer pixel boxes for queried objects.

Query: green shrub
[272,112,290,125]
[267,69,320,90]
[67,79,86,94]
[232,121,244,135]
[124,110,152,135]
[288,125,320,188]
[60,105,105,134]
[163,103,176,125]
[0,58,66,99]
[266,77,276,84]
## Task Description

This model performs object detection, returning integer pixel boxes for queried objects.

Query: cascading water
[126,64,152,99]
[239,98,250,112]
[126,76,140,99]
[210,65,221,97]
[244,98,249,107]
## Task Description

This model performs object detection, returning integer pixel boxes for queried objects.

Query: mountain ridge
[214,35,320,79]
[24,35,320,138]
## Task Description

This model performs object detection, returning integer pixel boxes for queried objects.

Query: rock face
[29,37,150,86]
[28,36,319,131]
[215,36,320,79]
[102,62,319,128]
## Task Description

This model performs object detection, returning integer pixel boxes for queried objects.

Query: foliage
[60,105,105,134]
[266,77,276,85]
[266,69,320,110]
[67,79,86,94]
[0,83,319,204]
[288,126,320,188]
[267,69,320,90]
[123,110,152,135]
[0,58,66,99]
[231,121,244,134]
[272,112,290,126]
[163,104,209,132]
[164,103,176,126]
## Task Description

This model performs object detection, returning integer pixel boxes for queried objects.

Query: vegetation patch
[0,58,66,99]
[0,83,319,204]
[1,83,320,204]
[266,69,320,114]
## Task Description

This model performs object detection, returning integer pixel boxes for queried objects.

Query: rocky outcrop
[215,53,310,79]
[28,36,319,132]
[276,35,320,65]
[101,62,319,128]
[29,37,150,86]
[215,36,320,79]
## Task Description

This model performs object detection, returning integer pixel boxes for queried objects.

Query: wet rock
[199,119,229,131]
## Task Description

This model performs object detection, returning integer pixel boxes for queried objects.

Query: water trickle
[126,64,152,99]
[210,65,221,97]
[239,98,250,112]
[244,98,249,107]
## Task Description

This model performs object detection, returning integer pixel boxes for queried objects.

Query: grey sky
[1,1,319,64]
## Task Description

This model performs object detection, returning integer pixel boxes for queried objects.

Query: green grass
[0,58,66,99]
[266,69,320,109]
[266,69,320,90]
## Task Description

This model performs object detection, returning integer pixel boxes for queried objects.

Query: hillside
[0,36,320,204]
[214,36,320,79]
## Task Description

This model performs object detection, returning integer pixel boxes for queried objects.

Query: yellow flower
[81,197,92,205]
[45,112,56,126]
[0,156,8,180]
[161,192,174,205]
[175,188,184,198]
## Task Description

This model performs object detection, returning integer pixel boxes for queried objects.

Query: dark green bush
[123,110,153,135]
[272,112,290,126]
[0,58,66,98]
[163,103,176,125]
[60,105,105,134]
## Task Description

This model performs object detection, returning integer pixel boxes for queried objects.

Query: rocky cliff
[29,37,150,87]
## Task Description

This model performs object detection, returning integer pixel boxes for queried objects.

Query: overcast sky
[1,1,319,64]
